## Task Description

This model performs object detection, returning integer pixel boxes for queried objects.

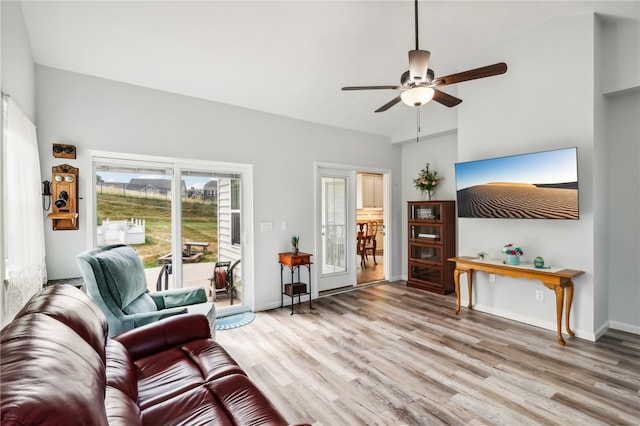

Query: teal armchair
[76,244,215,337]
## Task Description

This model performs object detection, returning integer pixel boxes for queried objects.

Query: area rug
[215,312,256,330]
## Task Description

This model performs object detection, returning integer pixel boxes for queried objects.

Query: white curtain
[2,96,47,325]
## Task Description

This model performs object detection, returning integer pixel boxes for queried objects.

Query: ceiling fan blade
[409,50,430,82]
[342,85,401,91]
[432,89,463,107]
[433,62,507,87]
[375,95,402,113]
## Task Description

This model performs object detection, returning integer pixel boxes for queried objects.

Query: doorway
[316,167,355,292]
[356,172,385,285]
[90,153,253,316]
[316,164,389,293]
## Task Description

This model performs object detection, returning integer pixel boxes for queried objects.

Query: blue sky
[455,147,578,190]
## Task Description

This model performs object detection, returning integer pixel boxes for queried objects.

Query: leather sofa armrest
[150,287,207,309]
[114,313,211,360]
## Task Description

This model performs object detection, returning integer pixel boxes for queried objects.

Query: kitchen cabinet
[357,173,383,209]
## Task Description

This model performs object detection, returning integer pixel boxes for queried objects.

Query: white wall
[35,66,402,311]
[398,14,615,340]
[400,131,457,275]
[606,90,640,333]
[599,11,640,336]
[457,13,597,339]
[391,100,458,145]
[1,1,35,120]
[601,9,640,94]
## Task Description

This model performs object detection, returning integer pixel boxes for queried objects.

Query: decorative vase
[421,190,433,201]
[534,257,544,268]
[505,254,520,265]
[293,247,299,255]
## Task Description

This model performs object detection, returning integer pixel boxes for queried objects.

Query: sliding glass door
[92,156,246,313]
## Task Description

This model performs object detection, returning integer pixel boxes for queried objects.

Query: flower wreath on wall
[413,163,442,200]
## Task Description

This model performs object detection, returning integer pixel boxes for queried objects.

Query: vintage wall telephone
[46,164,79,230]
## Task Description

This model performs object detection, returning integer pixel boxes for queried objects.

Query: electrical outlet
[536,290,544,301]
[489,274,496,283]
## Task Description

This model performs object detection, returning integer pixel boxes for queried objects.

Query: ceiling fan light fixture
[401,86,435,107]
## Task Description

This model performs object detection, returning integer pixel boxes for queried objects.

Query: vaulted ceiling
[20,1,639,137]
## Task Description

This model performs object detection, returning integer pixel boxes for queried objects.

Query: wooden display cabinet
[407,201,456,294]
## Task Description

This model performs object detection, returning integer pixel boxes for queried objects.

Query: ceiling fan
[342,0,507,113]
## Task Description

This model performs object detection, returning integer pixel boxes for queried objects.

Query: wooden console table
[448,256,584,346]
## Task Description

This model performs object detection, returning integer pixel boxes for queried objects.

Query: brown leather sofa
[1,284,306,426]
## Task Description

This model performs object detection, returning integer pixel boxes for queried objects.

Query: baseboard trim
[463,301,596,342]
[608,320,640,335]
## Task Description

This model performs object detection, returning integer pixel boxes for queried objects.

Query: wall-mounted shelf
[47,212,79,230]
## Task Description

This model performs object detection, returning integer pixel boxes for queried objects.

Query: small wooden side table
[279,251,313,315]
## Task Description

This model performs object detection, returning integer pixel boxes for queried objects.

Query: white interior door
[316,167,356,292]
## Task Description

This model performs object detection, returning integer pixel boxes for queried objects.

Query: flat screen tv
[455,147,579,219]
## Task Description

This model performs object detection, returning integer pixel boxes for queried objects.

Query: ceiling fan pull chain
[416,107,421,143]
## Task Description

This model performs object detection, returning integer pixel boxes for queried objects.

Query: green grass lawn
[97,192,218,267]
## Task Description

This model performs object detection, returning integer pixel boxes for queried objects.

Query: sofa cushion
[106,340,138,400]
[208,374,289,426]
[140,385,234,426]
[139,375,290,426]
[134,340,244,410]
[95,245,148,309]
[1,312,108,426]
[136,347,205,410]
[14,284,108,357]
[105,386,143,426]
[123,292,157,315]
[182,339,245,382]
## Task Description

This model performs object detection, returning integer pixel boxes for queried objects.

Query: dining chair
[363,221,378,266]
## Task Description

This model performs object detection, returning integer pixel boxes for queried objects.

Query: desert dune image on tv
[455,147,579,219]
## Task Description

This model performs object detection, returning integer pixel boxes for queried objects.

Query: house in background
[1,1,638,340]
[127,178,187,198]
[203,180,218,202]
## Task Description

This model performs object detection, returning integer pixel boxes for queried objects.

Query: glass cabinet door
[408,263,443,288]
[410,224,442,243]
[410,203,441,221]
[409,244,442,265]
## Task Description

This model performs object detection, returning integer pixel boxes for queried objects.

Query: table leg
[453,269,461,314]
[565,282,575,338]
[307,264,313,310]
[280,265,284,308]
[553,285,566,346]
[291,267,295,315]
[467,270,473,310]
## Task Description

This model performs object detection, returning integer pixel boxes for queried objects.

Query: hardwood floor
[216,282,640,426]
[357,251,384,285]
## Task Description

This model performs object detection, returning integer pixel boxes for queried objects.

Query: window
[231,179,241,246]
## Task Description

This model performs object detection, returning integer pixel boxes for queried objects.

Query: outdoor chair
[76,244,215,337]
[209,259,241,305]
